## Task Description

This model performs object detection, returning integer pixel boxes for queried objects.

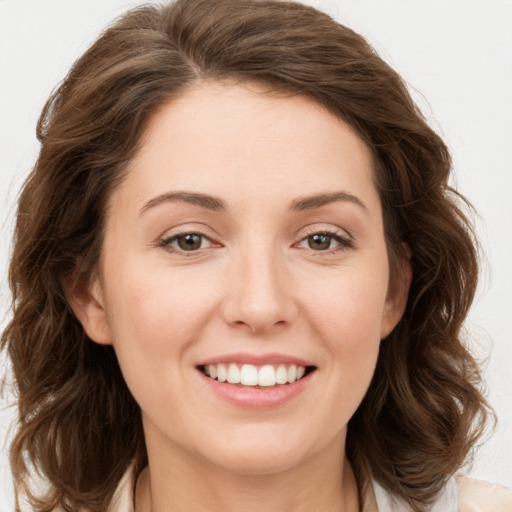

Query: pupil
[178,234,202,251]
[309,234,331,250]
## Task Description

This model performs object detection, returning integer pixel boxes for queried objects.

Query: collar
[108,463,458,512]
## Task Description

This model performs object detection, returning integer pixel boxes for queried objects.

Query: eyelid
[159,227,222,255]
[299,223,352,240]
[157,223,354,256]
[158,221,221,244]
[294,225,354,252]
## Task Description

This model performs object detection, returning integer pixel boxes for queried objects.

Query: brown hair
[2,0,492,510]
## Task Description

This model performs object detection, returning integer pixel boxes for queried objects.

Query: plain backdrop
[1,0,511,509]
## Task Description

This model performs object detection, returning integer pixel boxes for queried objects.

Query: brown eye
[296,231,352,253]
[307,233,333,250]
[176,233,203,251]
[160,231,219,255]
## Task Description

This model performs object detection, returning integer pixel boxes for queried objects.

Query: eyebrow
[289,191,367,212]
[140,190,367,216]
[140,191,228,215]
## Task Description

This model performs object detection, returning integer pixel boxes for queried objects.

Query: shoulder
[457,475,512,512]
[370,475,512,512]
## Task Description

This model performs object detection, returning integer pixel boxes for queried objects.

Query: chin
[195,427,325,476]
[209,446,307,476]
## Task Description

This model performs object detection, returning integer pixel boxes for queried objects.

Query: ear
[65,271,113,345]
[380,246,412,339]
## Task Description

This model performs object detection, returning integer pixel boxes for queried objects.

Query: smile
[200,363,312,387]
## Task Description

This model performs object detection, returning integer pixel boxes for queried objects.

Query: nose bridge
[223,235,295,333]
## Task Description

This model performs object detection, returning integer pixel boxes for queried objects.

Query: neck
[136,432,359,512]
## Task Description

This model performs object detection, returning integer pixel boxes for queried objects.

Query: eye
[297,231,352,252]
[161,232,214,253]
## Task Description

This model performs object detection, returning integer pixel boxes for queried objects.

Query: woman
[2,0,511,510]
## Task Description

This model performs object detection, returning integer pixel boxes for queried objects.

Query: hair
[1,0,492,510]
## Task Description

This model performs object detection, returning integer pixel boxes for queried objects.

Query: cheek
[306,267,388,378]
[103,261,221,379]
[107,252,213,326]
[312,268,388,335]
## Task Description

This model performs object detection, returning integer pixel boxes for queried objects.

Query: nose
[222,245,297,335]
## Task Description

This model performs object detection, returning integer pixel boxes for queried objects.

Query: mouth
[198,363,316,388]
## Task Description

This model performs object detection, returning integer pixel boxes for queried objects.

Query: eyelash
[159,230,218,255]
[159,229,354,255]
[295,230,354,254]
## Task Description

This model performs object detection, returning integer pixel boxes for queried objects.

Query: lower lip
[198,370,314,410]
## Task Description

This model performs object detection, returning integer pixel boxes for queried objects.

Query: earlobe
[381,248,412,339]
[65,271,113,345]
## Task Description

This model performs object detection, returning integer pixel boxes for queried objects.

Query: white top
[371,477,458,511]
[104,465,512,512]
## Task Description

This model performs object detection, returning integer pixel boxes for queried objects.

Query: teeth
[287,365,296,383]
[258,365,276,386]
[217,363,227,383]
[241,364,258,385]
[227,363,241,384]
[276,365,288,384]
[203,363,308,387]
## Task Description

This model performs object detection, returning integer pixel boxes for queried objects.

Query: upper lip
[197,352,315,367]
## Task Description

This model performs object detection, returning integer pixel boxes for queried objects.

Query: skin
[71,82,410,512]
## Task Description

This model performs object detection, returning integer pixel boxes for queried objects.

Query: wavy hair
[2,0,491,510]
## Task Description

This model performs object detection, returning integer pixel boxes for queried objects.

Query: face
[74,82,408,476]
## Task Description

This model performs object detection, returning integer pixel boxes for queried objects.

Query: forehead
[113,81,379,214]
